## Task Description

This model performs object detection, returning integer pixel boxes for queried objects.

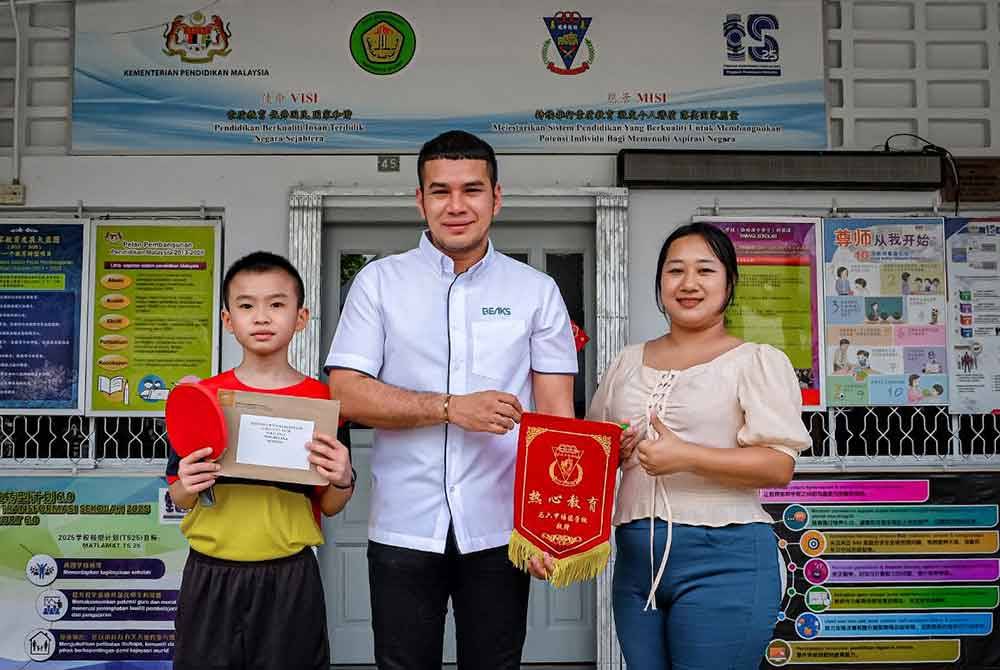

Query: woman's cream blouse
[587,342,812,527]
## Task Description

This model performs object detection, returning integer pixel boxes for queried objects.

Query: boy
[166,251,353,670]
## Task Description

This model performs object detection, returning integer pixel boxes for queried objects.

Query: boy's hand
[307,432,352,488]
[178,447,220,495]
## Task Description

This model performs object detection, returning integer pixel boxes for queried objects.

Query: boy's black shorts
[173,547,329,670]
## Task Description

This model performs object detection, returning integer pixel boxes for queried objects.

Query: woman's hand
[618,421,641,463]
[636,414,695,477]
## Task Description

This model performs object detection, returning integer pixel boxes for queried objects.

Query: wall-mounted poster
[761,474,1000,669]
[0,475,188,668]
[0,221,89,414]
[945,218,1000,414]
[694,216,825,409]
[86,222,220,416]
[823,218,947,407]
[73,0,826,153]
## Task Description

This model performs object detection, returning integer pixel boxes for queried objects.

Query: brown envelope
[215,389,340,486]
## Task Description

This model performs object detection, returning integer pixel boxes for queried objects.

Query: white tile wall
[0,2,995,155]
[829,0,1000,153]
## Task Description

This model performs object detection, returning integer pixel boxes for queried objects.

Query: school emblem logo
[549,443,584,487]
[350,11,416,75]
[542,11,595,75]
[163,12,232,64]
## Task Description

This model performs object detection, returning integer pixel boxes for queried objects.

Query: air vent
[618,150,943,190]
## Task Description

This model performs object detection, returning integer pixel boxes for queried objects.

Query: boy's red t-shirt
[165,369,345,524]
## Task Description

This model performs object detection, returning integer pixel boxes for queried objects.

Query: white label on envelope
[236,414,314,470]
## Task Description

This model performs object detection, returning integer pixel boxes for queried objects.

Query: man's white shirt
[326,233,578,554]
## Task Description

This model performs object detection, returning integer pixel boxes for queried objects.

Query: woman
[588,222,811,670]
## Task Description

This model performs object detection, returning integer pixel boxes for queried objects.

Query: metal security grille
[0,415,168,470]
[1,410,997,473]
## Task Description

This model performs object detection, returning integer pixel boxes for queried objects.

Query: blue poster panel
[0,221,88,413]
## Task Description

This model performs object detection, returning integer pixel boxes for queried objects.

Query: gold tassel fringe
[508,530,611,588]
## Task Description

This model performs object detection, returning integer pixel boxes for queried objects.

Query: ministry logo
[722,13,780,77]
[542,11,596,75]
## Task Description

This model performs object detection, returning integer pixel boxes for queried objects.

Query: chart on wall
[694,216,825,409]
[0,221,89,414]
[72,0,826,153]
[760,475,1000,669]
[823,218,948,407]
[0,476,188,668]
[945,218,1000,414]
[86,222,220,416]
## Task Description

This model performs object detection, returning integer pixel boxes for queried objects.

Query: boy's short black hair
[654,221,739,314]
[855,278,867,287]
[222,251,305,309]
[932,384,944,394]
[417,130,498,188]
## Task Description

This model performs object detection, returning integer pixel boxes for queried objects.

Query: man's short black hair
[222,251,305,309]
[654,221,739,314]
[417,130,498,188]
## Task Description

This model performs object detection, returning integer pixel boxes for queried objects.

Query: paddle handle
[199,488,215,507]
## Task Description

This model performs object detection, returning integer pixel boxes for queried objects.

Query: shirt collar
[417,231,495,278]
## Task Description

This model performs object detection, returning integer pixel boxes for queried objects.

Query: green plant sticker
[350,11,415,75]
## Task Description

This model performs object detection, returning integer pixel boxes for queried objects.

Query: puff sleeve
[586,347,627,422]
[736,344,813,459]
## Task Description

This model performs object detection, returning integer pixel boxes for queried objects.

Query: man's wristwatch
[332,466,357,490]
[443,394,452,424]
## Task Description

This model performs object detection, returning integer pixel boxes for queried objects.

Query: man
[326,130,577,669]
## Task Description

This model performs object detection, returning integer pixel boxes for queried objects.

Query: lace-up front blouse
[587,342,812,527]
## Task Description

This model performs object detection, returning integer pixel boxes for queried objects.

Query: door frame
[287,186,629,669]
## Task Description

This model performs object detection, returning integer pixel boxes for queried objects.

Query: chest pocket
[471,319,528,381]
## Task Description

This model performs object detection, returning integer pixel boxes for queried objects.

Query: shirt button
[449,486,457,493]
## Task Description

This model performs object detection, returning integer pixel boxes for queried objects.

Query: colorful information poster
[823,218,948,406]
[761,475,1000,669]
[86,222,219,416]
[73,0,826,153]
[0,221,88,414]
[696,216,824,409]
[0,476,189,668]
[945,218,1000,414]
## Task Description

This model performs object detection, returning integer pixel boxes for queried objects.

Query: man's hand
[307,432,353,488]
[177,447,220,495]
[448,391,523,434]
[636,415,695,477]
[527,552,557,581]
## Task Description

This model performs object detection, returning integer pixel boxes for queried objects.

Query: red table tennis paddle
[165,383,227,461]
[165,383,227,507]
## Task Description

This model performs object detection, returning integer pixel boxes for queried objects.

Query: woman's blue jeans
[613,519,781,670]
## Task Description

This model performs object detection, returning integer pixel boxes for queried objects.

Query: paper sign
[235,414,314,470]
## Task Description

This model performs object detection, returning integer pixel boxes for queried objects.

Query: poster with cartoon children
[824,218,947,406]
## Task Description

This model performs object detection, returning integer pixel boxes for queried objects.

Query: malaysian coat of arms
[542,11,596,75]
[163,12,232,64]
